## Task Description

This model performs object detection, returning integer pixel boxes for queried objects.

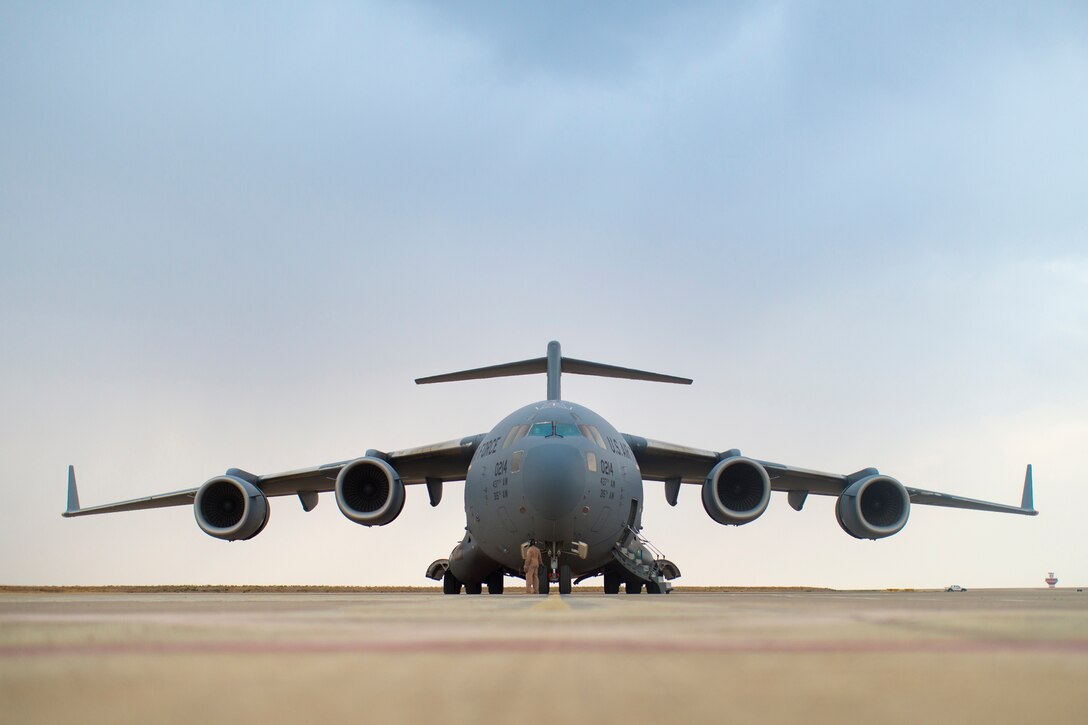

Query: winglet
[1020,464,1034,511]
[65,465,80,516]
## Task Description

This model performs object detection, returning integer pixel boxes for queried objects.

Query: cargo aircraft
[64,342,1037,594]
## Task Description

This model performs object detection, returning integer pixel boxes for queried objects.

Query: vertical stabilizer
[67,465,80,514]
[546,340,562,401]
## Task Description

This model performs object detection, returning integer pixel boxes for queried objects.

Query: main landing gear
[442,569,504,595]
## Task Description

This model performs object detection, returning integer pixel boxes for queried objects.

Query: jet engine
[335,457,405,526]
[835,475,910,539]
[194,475,270,541]
[701,457,771,525]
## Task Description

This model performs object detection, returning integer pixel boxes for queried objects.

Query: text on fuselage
[606,435,632,459]
[476,436,502,459]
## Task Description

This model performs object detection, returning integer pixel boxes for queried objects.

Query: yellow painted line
[530,594,571,612]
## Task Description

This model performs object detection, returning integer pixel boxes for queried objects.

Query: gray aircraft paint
[451,399,642,582]
[63,340,1036,593]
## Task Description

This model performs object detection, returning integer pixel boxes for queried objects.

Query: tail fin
[415,341,692,401]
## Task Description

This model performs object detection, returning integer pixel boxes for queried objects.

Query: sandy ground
[1,588,1085,724]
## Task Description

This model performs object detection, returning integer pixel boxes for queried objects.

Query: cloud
[1,1,1085,586]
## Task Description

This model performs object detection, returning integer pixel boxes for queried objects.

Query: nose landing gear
[539,540,585,595]
[559,564,572,594]
[535,564,572,594]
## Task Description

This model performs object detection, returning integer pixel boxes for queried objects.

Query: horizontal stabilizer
[416,357,691,386]
[415,357,547,385]
[416,342,691,401]
[561,357,692,385]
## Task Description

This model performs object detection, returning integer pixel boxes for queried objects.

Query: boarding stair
[611,526,679,594]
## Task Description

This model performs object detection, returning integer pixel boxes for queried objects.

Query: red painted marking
[2,638,1087,658]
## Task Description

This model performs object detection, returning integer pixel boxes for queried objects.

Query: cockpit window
[587,426,608,450]
[528,422,584,438]
[504,423,530,448]
[528,422,554,437]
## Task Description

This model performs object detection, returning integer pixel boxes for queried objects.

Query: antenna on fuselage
[414,340,692,401]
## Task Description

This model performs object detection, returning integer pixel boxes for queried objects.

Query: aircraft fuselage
[453,399,642,581]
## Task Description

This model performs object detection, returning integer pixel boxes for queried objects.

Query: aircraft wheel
[625,581,643,595]
[646,581,662,594]
[487,570,504,595]
[538,565,550,595]
[559,565,572,595]
[464,581,482,595]
[442,571,462,595]
[603,571,621,594]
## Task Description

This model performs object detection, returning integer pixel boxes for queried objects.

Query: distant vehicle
[62,341,1038,595]
[946,584,967,592]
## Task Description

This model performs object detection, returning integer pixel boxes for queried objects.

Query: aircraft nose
[522,442,585,521]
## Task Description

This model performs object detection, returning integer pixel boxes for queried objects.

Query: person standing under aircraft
[523,541,543,594]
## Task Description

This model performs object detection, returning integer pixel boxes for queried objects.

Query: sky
[1,1,1085,588]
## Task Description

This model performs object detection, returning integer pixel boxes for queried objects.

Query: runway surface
[2,588,1086,723]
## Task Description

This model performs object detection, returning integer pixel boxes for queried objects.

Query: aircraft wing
[63,434,485,517]
[623,434,1037,516]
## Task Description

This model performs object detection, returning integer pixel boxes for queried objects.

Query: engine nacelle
[701,457,771,525]
[836,475,910,539]
[335,457,405,526]
[194,475,270,541]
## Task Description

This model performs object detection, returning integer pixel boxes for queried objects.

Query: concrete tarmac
[1,588,1086,724]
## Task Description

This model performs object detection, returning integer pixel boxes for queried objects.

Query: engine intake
[194,476,270,541]
[836,475,910,539]
[335,457,405,526]
[701,457,771,525]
